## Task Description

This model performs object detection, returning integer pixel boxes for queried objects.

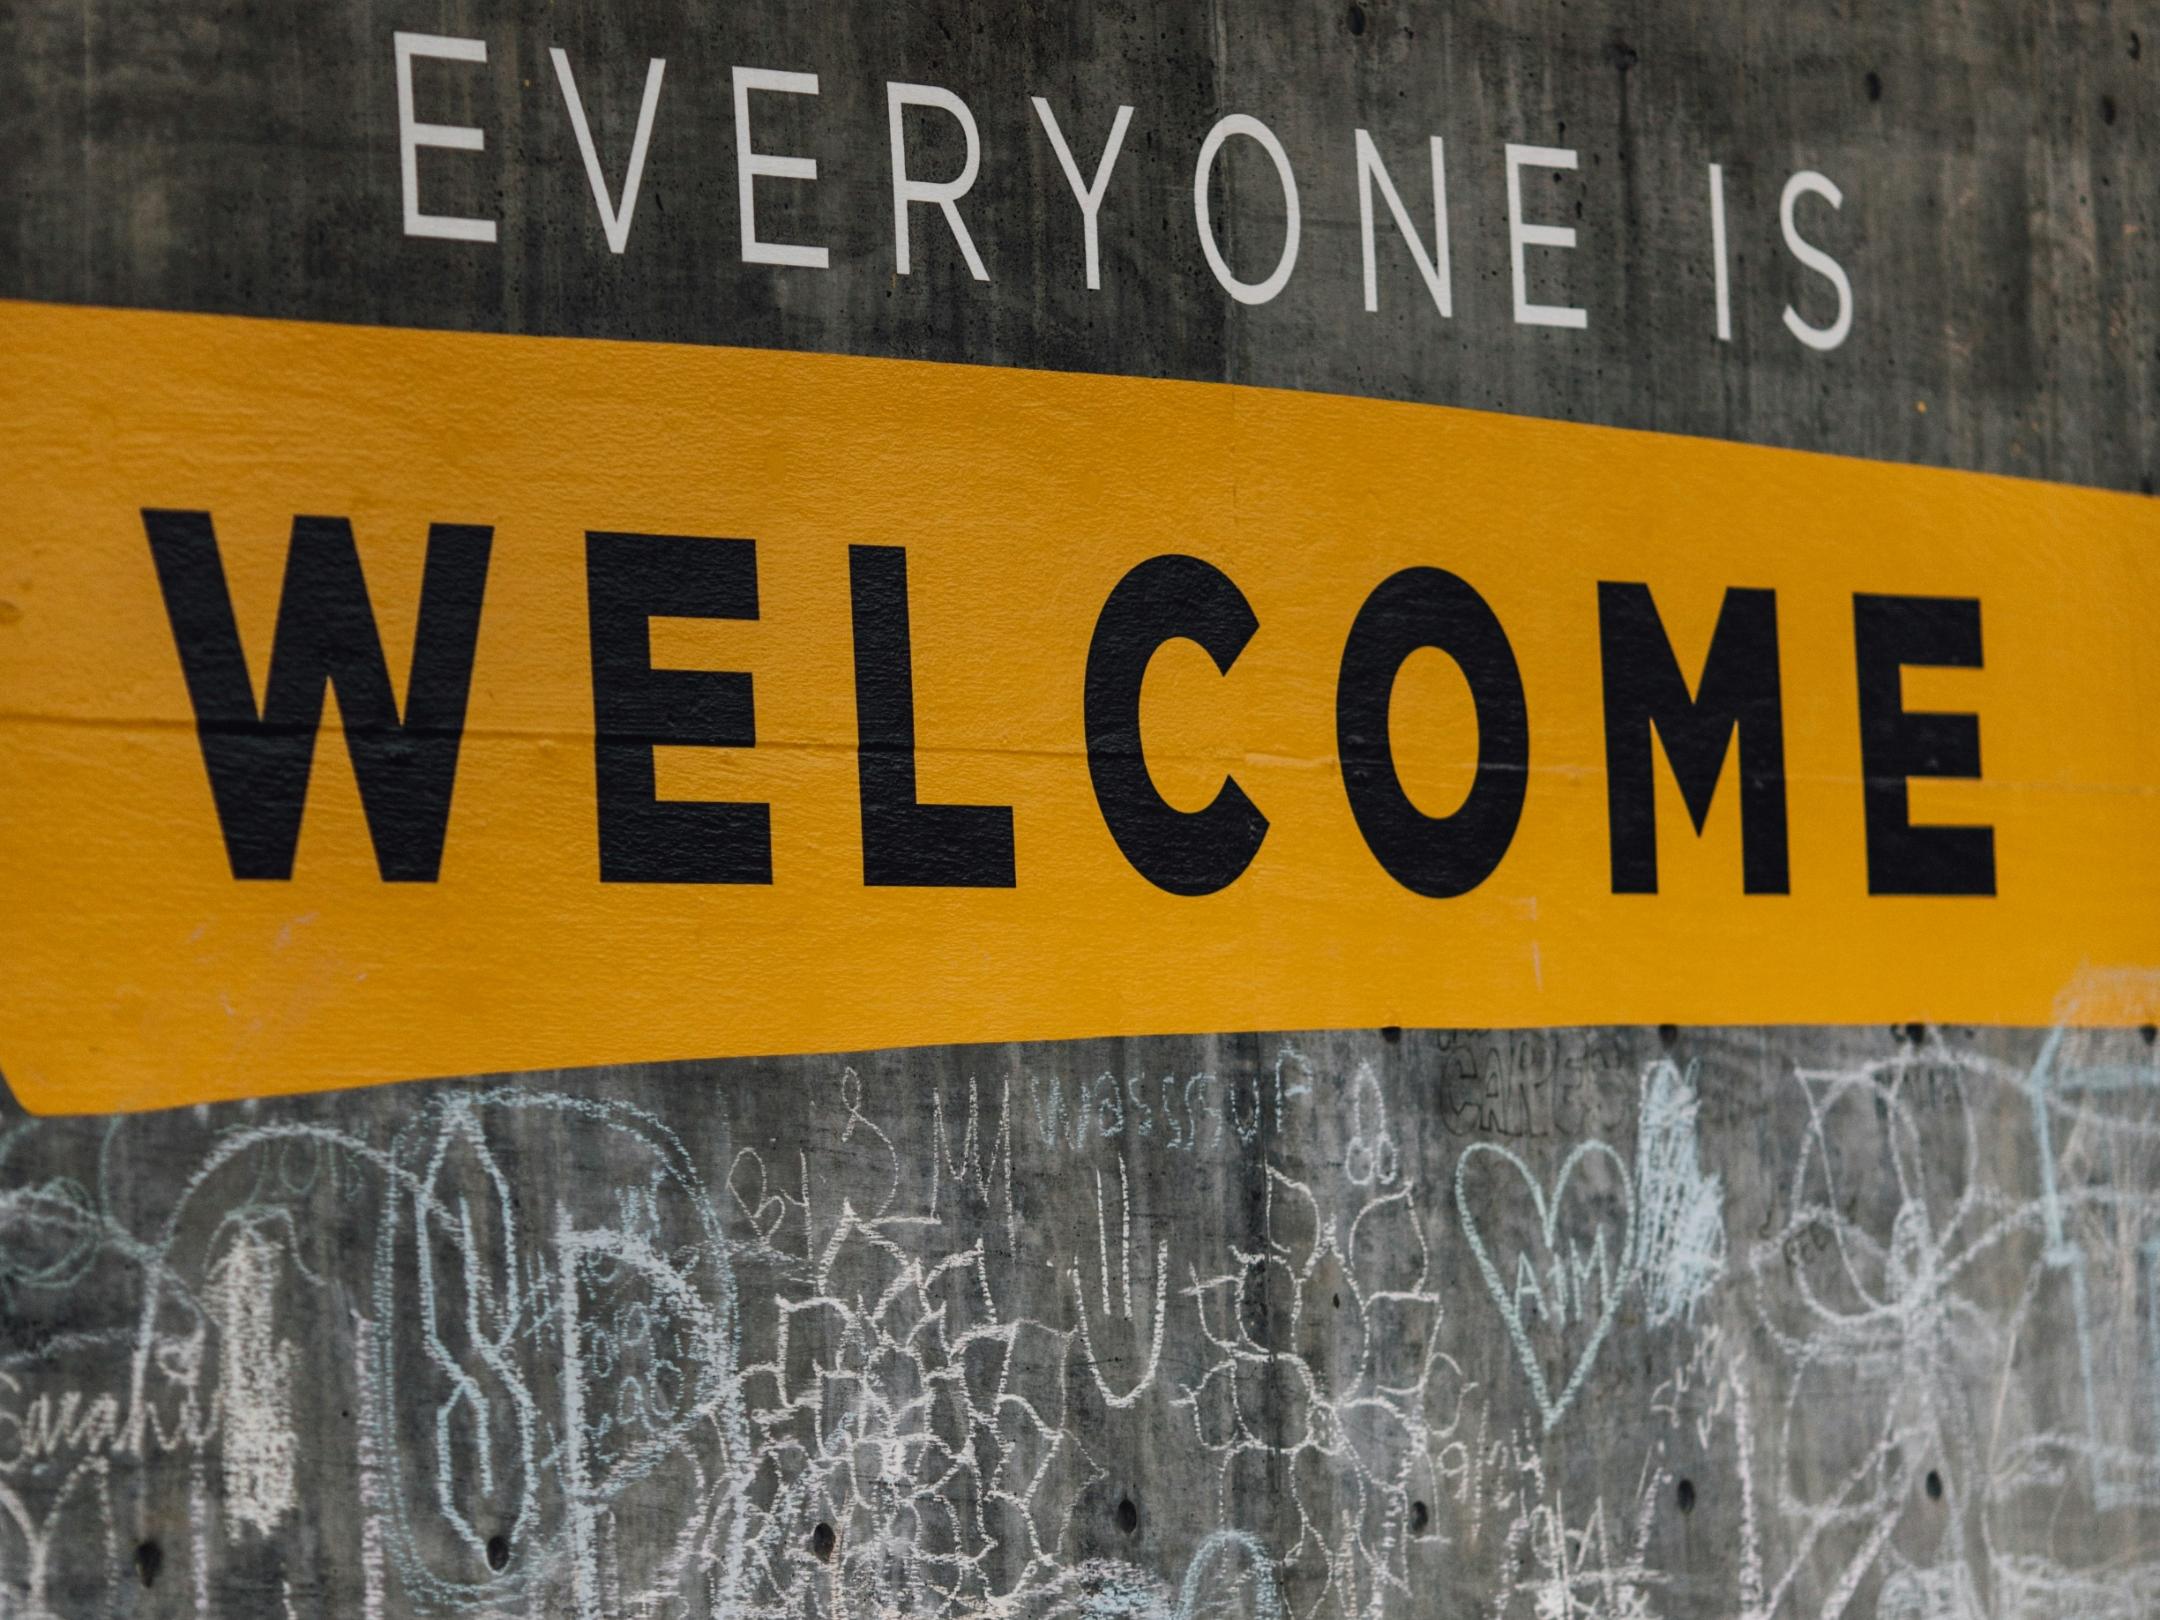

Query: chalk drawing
[0,1016,2156,1616]
[1456,1140,1636,1431]
[1073,1160,1169,1410]
[1630,1059,1726,1329]
[206,1224,298,1537]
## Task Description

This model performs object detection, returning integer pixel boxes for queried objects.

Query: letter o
[1193,114,1302,306]
[1336,567,1529,897]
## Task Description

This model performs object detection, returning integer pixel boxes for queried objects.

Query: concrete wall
[2,2,2157,1617]
[4,0,2153,488]
[5,1019,2160,1617]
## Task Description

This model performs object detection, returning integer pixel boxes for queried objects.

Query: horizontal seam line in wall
[0,711,2154,796]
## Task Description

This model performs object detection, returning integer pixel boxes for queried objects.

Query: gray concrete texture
[5,1020,2160,1617]
[2,0,2153,489]
[3,1,2159,1617]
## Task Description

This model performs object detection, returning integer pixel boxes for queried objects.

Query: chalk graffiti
[1630,1061,1725,1331]
[1456,1140,1635,1431]
[0,1014,2154,1617]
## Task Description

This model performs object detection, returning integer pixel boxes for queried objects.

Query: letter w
[144,511,493,880]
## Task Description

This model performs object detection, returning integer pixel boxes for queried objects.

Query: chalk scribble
[0,1007,2155,1619]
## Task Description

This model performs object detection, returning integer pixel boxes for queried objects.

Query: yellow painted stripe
[2,300,2156,1113]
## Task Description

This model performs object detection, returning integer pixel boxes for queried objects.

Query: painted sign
[3,6,2159,1620]
[6,300,2155,1110]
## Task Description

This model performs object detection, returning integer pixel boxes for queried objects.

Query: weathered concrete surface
[1,0,2153,490]
[4,1020,2159,1616]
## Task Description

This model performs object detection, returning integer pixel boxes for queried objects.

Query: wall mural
[4,6,2154,1618]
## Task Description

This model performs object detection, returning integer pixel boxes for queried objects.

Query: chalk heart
[1454,1140,1636,1430]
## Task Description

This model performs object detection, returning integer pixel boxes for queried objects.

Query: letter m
[144,511,493,880]
[1597,583,1788,894]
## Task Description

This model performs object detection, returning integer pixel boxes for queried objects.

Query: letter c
[1084,555,1268,895]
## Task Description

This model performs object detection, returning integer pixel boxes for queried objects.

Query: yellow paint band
[3,299,2156,1113]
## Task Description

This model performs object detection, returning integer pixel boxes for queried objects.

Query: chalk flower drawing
[1177,1112,1455,1620]
[1738,985,2160,1620]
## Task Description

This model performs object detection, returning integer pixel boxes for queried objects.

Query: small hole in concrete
[486,1534,510,1572]
[2102,94,2117,125]
[1117,1496,1140,1535]
[811,1522,837,1562]
[1925,1469,1943,1501]
[1904,1021,1926,1045]
[1658,1024,1679,1047]
[1346,3,1366,35]
[1380,1025,1402,1044]
[1676,1478,1696,1514]
[134,1540,162,1589]
[1865,70,1883,102]
[1332,1293,1341,1308]
[1409,1500,1430,1535]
